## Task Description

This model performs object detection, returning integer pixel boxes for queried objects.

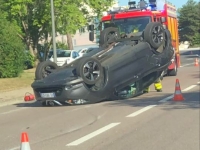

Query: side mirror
[161,17,166,23]
[89,31,94,41]
[88,24,94,31]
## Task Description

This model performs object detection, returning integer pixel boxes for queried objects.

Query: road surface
[0,49,199,150]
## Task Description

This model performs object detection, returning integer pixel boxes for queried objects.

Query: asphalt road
[0,49,199,150]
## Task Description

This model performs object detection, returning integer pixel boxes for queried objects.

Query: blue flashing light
[149,4,157,11]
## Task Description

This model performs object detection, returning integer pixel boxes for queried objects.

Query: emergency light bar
[104,0,177,16]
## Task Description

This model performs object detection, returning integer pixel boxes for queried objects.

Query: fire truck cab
[89,0,180,76]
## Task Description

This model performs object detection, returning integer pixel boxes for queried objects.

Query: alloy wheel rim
[83,61,100,82]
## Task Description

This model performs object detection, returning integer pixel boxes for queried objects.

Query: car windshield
[101,17,151,34]
[48,50,71,59]
[57,51,71,57]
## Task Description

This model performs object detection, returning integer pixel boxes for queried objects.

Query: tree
[55,0,116,49]
[0,0,53,60]
[0,14,25,78]
[178,0,200,45]
[0,0,116,59]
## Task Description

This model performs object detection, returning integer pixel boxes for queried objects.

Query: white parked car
[78,47,99,57]
[48,49,80,66]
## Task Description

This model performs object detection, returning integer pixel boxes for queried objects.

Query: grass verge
[0,68,35,92]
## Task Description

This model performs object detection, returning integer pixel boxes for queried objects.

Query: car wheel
[144,22,165,49]
[99,27,120,47]
[35,61,58,80]
[76,58,103,85]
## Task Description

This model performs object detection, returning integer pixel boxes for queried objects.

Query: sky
[118,0,197,9]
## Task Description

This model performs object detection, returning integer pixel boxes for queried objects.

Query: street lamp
[50,0,57,63]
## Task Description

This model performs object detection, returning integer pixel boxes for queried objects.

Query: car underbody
[31,22,174,106]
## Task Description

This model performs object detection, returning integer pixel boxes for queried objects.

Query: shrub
[0,18,25,78]
[56,42,68,49]
[24,51,35,70]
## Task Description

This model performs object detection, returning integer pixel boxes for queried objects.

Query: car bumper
[32,80,105,103]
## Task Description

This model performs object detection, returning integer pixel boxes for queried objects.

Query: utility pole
[50,0,57,63]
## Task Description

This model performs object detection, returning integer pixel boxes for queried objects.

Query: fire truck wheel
[99,27,120,46]
[35,61,58,80]
[144,22,165,49]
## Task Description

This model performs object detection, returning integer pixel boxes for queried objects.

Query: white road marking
[159,95,174,103]
[66,123,121,146]
[126,105,157,118]
[180,63,194,67]
[9,146,20,150]
[182,85,197,92]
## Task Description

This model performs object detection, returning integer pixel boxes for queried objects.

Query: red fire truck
[89,0,180,76]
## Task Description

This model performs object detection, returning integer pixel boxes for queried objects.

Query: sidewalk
[0,86,34,107]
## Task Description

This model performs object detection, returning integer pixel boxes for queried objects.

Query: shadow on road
[13,90,199,110]
[191,72,200,79]
[102,91,200,110]
[13,98,106,108]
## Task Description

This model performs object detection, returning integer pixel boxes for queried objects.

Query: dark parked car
[31,22,174,106]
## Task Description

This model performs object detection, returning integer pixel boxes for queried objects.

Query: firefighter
[143,74,164,93]
[143,79,162,93]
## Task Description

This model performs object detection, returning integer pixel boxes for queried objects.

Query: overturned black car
[31,22,174,106]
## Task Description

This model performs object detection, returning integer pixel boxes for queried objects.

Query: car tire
[168,62,178,76]
[99,27,120,46]
[144,22,165,49]
[76,57,103,85]
[35,61,58,80]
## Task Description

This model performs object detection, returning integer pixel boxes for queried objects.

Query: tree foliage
[0,0,116,77]
[0,15,25,78]
[0,0,116,52]
[178,0,200,45]
[54,0,116,49]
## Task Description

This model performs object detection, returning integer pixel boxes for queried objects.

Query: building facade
[54,0,119,47]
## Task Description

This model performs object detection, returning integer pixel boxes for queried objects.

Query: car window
[48,51,53,59]
[57,51,71,57]
[81,49,87,53]
[72,52,76,58]
[75,52,79,57]
[86,48,92,53]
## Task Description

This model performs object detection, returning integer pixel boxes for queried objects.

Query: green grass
[0,68,35,92]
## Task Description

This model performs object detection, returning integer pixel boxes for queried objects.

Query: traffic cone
[20,132,31,150]
[194,58,199,66]
[173,79,184,101]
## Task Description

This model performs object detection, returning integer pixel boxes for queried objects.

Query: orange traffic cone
[194,58,199,66]
[20,132,31,150]
[173,79,184,101]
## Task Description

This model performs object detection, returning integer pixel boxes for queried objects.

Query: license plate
[40,93,55,98]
